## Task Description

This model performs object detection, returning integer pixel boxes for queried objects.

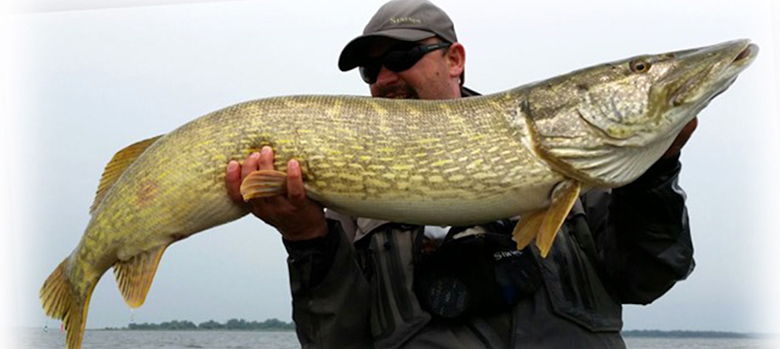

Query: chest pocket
[358,225,431,349]
[537,203,623,332]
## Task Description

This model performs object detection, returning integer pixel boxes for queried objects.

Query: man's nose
[374,66,400,86]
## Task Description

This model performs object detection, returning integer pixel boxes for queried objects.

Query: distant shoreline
[32,326,775,339]
[70,319,774,339]
[111,318,295,331]
[621,330,769,338]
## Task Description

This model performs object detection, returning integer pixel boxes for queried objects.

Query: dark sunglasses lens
[383,50,419,72]
[359,43,450,84]
[359,63,380,84]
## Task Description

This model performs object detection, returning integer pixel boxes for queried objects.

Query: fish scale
[40,39,757,348]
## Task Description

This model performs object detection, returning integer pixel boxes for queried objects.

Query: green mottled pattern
[61,39,756,320]
[70,91,563,286]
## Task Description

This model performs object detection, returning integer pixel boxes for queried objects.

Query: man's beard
[376,84,419,99]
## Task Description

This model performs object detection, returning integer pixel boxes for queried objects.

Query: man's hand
[226,146,327,241]
[662,117,698,158]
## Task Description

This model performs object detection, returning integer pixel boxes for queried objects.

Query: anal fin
[239,170,288,201]
[513,179,582,258]
[113,245,168,308]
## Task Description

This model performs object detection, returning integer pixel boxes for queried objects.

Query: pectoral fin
[511,210,546,251]
[239,170,288,201]
[513,179,581,258]
[113,245,168,308]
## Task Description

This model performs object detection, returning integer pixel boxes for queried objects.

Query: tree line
[126,318,294,331]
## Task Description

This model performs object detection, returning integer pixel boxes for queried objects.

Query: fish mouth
[670,40,758,107]
[722,42,759,78]
[708,43,758,99]
[733,44,757,64]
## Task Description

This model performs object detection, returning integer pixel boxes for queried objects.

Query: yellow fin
[40,258,97,349]
[512,209,546,251]
[239,170,288,201]
[91,135,163,214]
[512,180,581,258]
[113,245,167,308]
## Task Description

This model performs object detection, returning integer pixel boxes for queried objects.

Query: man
[225,0,696,347]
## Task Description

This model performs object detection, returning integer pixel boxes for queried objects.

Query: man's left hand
[662,117,698,158]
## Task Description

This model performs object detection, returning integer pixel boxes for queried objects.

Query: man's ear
[446,42,465,80]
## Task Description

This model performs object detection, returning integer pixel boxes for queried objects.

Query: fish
[40,39,757,348]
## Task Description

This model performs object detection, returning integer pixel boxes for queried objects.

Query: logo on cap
[390,17,422,25]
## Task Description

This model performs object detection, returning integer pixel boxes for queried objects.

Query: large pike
[41,39,757,348]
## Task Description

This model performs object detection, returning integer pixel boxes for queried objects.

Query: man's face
[364,37,462,100]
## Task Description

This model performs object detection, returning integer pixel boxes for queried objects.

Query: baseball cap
[338,0,458,72]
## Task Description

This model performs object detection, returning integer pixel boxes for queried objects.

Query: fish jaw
[668,40,758,109]
[525,40,758,187]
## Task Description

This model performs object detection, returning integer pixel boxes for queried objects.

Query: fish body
[40,39,757,348]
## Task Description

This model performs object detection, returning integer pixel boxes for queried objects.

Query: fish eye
[630,59,651,73]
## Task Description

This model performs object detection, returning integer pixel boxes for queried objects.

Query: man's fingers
[287,160,307,205]
[259,146,275,171]
[225,160,243,202]
[242,152,261,180]
[678,117,698,144]
[663,117,698,158]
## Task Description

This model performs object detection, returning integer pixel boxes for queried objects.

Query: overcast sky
[2,0,779,346]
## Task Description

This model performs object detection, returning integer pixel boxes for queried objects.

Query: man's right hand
[225,146,328,241]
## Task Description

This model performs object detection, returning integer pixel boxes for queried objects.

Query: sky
[1,0,779,346]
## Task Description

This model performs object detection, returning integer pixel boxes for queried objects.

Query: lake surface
[19,329,300,349]
[16,329,780,348]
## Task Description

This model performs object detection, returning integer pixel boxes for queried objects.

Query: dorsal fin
[90,135,163,214]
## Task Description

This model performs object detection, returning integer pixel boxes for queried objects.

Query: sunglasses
[359,42,452,84]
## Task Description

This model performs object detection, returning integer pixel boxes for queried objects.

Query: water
[17,329,780,348]
[19,329,300,349]
[624,337,780,349]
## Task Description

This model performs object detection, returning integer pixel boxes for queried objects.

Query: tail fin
[40,259,96,349]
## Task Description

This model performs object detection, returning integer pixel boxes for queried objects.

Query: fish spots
[410,175,425,182]
[466,159,484,169]
[472,172,497,180]
[428,175,444,183]
[368,101,389,116]
[136,180,158,206]
[365,178,392,189]
[430,159,454,167]
[448,175,466,182]
[314,180,329,188]
[391,164,414,171]
[415,138,440,145]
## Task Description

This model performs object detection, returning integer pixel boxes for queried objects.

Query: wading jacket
[281,89,694,349]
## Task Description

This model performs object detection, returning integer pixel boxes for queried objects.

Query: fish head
[529,39,758,186]
[578,39,757,143]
